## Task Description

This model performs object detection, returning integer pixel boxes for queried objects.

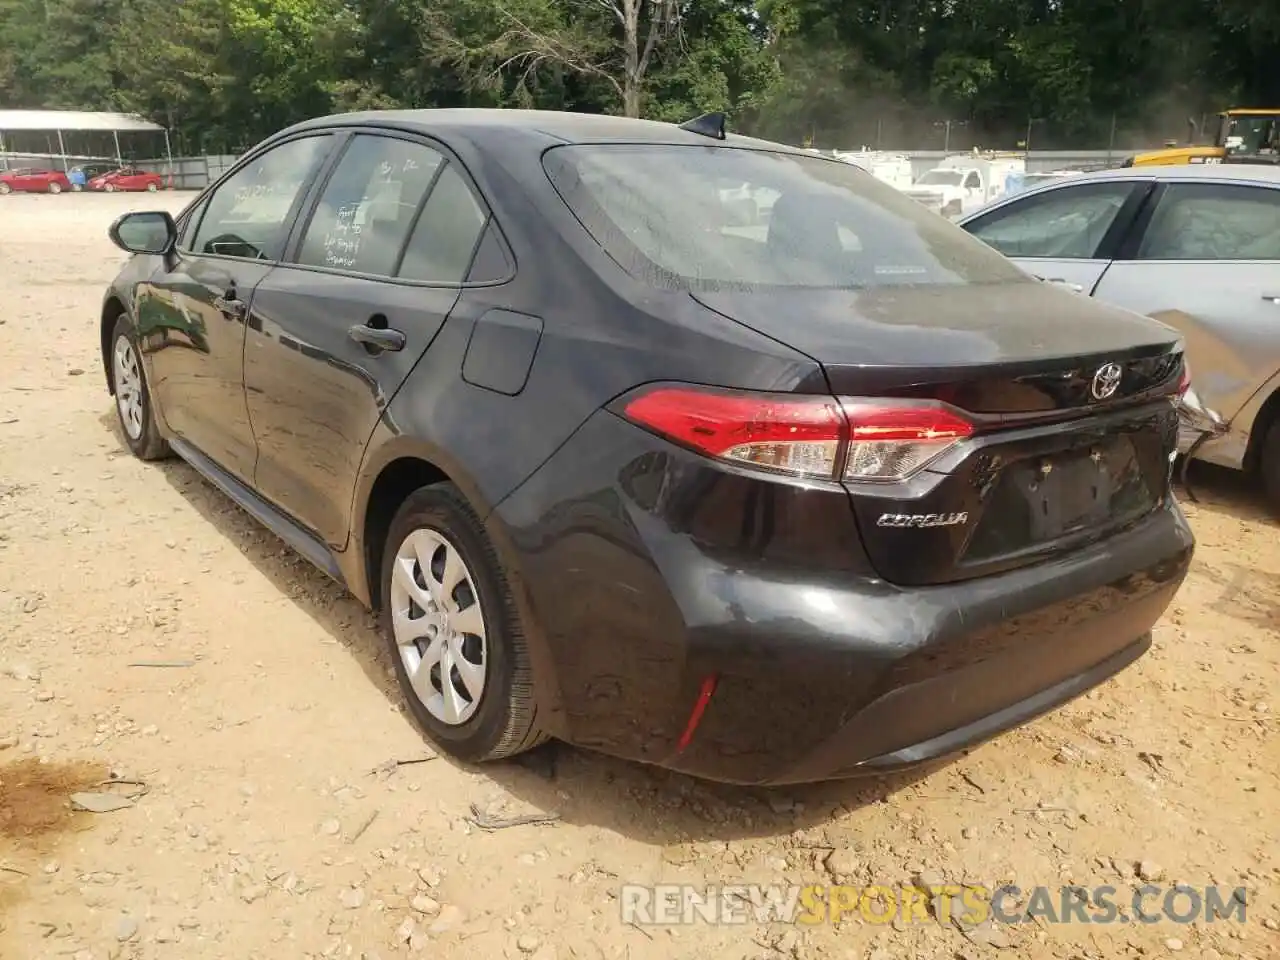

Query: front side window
[296,134,446,276]
[190,135,332,261]
[963,171,982,189]
[1138,183,1280,261]
[965,182,1136,259]
[543,144,1027,290]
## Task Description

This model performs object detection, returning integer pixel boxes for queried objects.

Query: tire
[48,182,62,195]
[108,313,169,461]
[380,483,546,763]
[0,183,9,195]
[1260,420,1280,517]
[104,183,115,193]
[147,182,158,192]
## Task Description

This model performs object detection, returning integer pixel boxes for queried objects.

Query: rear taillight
[621,387,846,478]
[842,402,974,481]
[1177,358,1191,396]
[620,385,973,482]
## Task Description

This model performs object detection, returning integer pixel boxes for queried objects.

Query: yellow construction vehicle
[1121,108,1280,167]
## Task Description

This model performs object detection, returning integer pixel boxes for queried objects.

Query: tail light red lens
[620,386,973,482]
[620,387,846,478]
[1177,357,1191,396]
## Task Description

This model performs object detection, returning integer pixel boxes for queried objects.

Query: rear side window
[542,144,1027,290]
[965,182,1136,259]
[397,164,488,283]
[296,135,445,276]
[1137,183,1280,260]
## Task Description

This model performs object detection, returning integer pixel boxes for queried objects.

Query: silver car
[957,164,1280,509]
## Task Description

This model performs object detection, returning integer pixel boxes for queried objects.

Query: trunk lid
[692,281,1184,586]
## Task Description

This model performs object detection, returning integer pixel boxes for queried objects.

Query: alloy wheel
[389,528,488,725]
[113,335,145,440]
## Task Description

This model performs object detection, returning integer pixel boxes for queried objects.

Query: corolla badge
[876,512,969,529]
[1090,362,1123,401]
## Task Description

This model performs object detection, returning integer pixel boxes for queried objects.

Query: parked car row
[0,165,167,194]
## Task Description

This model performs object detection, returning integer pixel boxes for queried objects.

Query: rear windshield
[542,143,1028,291]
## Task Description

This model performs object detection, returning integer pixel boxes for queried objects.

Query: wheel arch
[1245,376,1280,473]
[101,295,128,394]
[349,433,498,612]
[348,434,567,736]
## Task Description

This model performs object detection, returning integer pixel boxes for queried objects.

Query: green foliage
[0,0,1275,151]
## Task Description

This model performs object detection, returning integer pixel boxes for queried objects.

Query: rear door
[244,130,494,546]
[1090,179,1280,424]
[135,133,336,481]
[961,179,1153,294]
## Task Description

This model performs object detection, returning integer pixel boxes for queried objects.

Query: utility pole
[934,119,968,153]
[1023,117,1045,155]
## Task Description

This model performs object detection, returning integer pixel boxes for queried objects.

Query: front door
[244,132,493,546]
[961,179,1153,295]
[136,134,336,481]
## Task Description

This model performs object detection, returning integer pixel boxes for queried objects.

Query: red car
[89,168,165,193]
[0,168,72,195]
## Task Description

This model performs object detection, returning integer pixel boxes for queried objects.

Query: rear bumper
[494,411,1194,785]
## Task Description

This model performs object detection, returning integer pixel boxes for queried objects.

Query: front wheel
[147,182,158,192]
[380,483,547,763]
[104,183,115,193]
[109,314,169,461]
[48,182,62,195]
[0,183,10,195]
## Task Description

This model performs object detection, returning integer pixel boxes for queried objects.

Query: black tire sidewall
[1261,421,1280,515]
[109,314,162,459]
[379,485,521,762]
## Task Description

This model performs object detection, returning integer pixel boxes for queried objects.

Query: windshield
[542,144,1027,291]
[1221,115,1280,155]
[916,169,965,186]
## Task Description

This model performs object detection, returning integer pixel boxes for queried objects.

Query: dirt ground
[0,192,1276,960]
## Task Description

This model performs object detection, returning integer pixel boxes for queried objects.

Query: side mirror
[109,211,177,255]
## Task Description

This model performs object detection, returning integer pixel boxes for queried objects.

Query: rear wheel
[48,182,62,195]
[380,483,546,763]
[147,182,158,192]
[1260,420,1280,517]
[104,183,115,193]
[109,313,169,461]
[0,183,9,195]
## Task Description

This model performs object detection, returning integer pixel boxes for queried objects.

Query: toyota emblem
[1090,362,1123,401]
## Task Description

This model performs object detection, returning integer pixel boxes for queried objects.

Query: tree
[425,0,685,117]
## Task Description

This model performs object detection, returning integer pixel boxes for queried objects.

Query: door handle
[348,323,406,353]
[213,289,247,321]
[1040,276,1084,293]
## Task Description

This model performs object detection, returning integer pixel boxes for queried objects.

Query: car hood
[690,280,1181,371]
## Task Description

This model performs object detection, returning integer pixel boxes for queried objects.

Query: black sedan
[100,109,1194,784]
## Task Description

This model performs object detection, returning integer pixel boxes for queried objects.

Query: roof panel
[0,109,164,133]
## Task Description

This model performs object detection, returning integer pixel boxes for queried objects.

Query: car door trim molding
[1114,183,1169,261]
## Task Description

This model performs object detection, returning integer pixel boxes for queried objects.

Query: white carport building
[0,109,171,172]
